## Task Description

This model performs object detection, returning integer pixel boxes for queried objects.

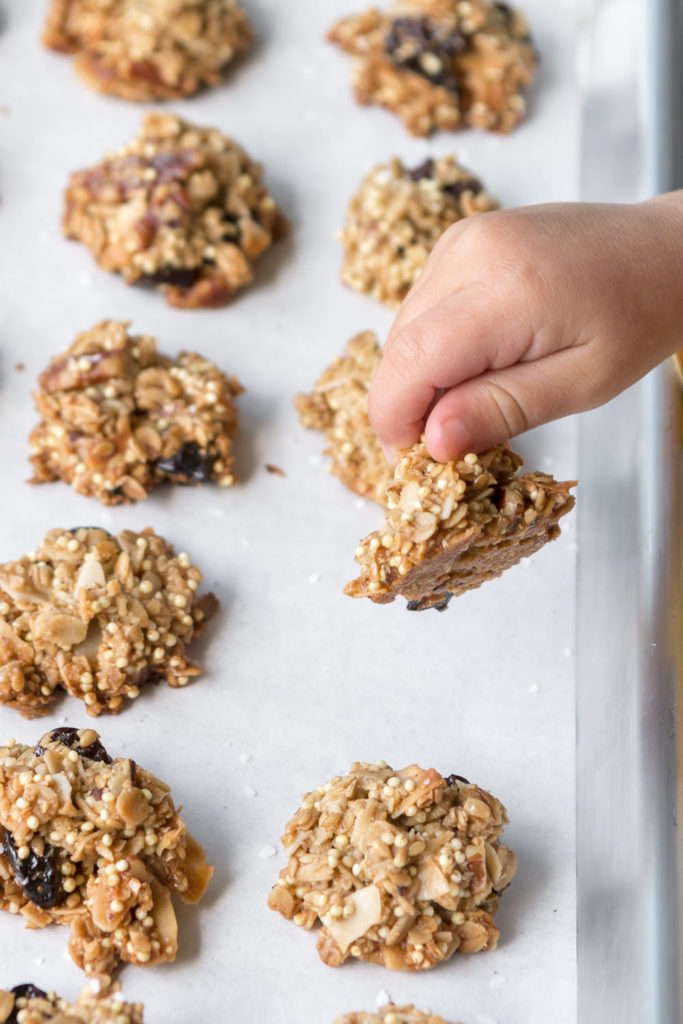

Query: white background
[0,2,579,1021]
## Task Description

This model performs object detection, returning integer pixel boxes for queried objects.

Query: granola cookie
[340,156,498,307]
[295,331,391,505]
[30,320,243,505]
[0,728,213,982]
[345,443,575,610]
[0,527,218,717]
[336,1006,457,1024]
[0,984,143,1024]
[63,113,288,309]
[268,762,515,970]
[42,0,251,102]
[328,0,536,137]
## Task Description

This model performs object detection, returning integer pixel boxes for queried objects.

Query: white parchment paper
[0,2,579,1021]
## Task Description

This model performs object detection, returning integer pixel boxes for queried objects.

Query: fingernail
[440,417,472,460]
[381,443,400,466]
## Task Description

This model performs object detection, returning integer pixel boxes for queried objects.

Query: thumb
[423,349,593,461]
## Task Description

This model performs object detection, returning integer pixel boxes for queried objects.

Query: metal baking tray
[577,0,683,1020]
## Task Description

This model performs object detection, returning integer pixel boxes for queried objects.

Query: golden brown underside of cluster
[340,156,498,307]
[328,0,536,137]
[42,0,251,101]
[63,113,288,309]
[295,331,392,505]
[346,443,576,610]
[0,728,212,983]
[268,762,515,971]
[30,320,243,505]
[0,986,143,1024]
[336,1005,457,1024]
[0,526,217,717]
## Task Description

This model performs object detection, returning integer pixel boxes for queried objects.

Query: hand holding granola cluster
[328,0,536,136]
[268,762,515,971]
[30,320,243,504]
[63,113,287,309]
[0,527,217,717]
[42,0,251,101]
[0,728,213,983]
[0,984,143,1024]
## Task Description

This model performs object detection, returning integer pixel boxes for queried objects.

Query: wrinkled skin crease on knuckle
[484,378,529,438]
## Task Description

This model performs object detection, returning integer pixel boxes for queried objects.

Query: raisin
[1,830,66,909]
[385,17,466,93]
[445,773,470,786]
[443,178,482,199]
[156,441,215,484]
[48,727,112,764]
[407,593,453,612]
[142,266,203,289]
[7,986,49,1024]
[406,158,435,181]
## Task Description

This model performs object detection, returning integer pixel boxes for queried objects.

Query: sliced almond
[74,555,106,595]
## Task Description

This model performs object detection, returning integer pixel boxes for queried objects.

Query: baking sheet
[0,3,580,1021]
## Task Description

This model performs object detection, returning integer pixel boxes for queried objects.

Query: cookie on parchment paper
[43,0,251,101]
[0,984,143,1024]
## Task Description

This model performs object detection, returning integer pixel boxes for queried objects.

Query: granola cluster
[340,156,498,307]
[0,728,213,982]
[0,527,217,717]
[63,113,288,309]
[328,0,536,137]
[42,0,251,102]
[30,320,243,505]
[268,762,515,971]
[295,332,391,505]
[345,443,575,610]
[336,1006,456,1024]
[0,985,143,1024]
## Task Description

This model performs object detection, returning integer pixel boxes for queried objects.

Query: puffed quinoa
[268,762,515,970]
[0,729,212,983]
[30,320,243,504]
[0,527,217,716]
[42,0,251,102]
[63,113,288,309]
[328,0,536,137]
[340,156,498,307]
[345,442,575,610]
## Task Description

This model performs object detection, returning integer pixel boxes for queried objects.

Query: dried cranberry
[142,266,203,289]
[48,727,112,764]
[7,986,49,1024]
[385,17,466,93]
[1,831,66,909]
[156,442,215,484]
[445,773,470,786]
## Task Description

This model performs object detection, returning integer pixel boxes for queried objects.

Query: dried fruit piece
[0,984,143,1023]
[295,331,391,505]
[345,442,575,609]
[30,320,242,504]
[339,156,497,308]
[328,0,536,137]
[268,761,515,970]
[63,113,287,308]
[0,526,217,716]
[42,0,250,102]
[0,729,213,984]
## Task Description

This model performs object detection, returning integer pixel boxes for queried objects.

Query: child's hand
[368,194,683,463]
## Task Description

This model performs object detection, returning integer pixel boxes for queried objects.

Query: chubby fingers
[368,281,532,460]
